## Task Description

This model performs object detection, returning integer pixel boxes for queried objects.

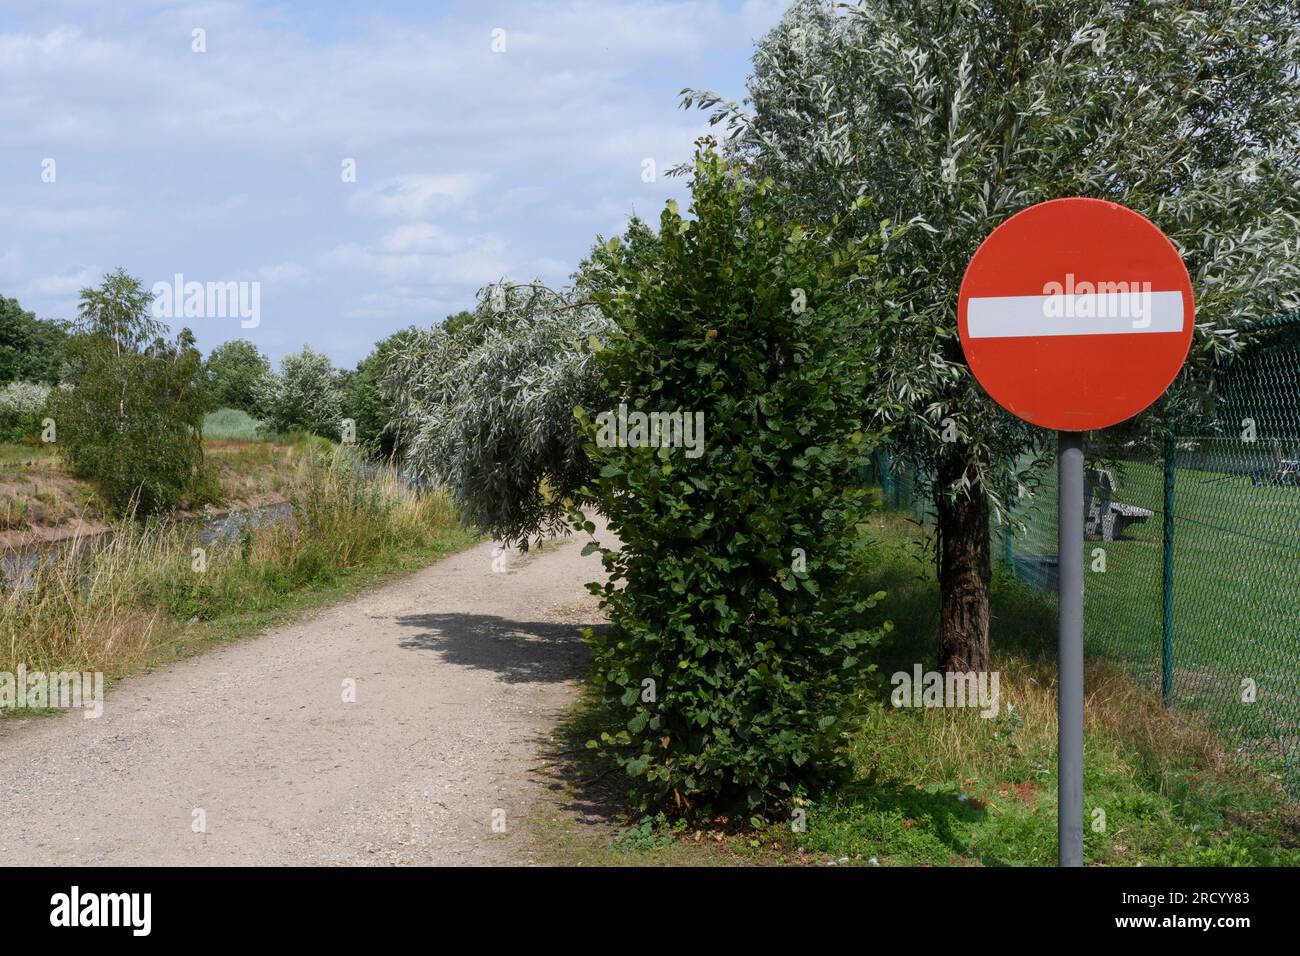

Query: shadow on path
[394,612,595,684]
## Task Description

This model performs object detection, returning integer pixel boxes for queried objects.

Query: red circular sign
[958,198,1194,431]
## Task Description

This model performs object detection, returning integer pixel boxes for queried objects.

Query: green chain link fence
[873,314,1300,793]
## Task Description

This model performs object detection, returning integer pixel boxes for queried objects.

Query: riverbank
[1,448,478,707]
[0,435,309,549]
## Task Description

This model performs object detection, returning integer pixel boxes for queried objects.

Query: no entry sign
[957,197,1196,867]
[958,198,1194,431]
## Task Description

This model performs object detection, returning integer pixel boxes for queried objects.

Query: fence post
[1161,425,1176,707]
[880,448,892,505]
[1003,460,1014,568]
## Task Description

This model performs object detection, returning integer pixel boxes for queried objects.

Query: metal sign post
[1057,431,1084,867]
[957,197,1195,867]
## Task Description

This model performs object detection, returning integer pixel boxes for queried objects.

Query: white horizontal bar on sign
[966,291,1184,339]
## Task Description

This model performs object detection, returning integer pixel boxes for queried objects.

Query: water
[1,500,294,590]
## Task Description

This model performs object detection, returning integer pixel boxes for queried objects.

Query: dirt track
[0,528,604,865]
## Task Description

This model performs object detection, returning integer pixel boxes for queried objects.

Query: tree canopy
[204,338,272,416]
[683,0,1300,668]
[48,269,213,514]
[0,294,67,386]
[386,283,614,545]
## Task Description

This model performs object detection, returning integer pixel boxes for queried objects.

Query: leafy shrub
[579,149,893,816]
[258,346,343,438]
[47,268,215,515]
[204,338,271,415]
[0,380,51,442]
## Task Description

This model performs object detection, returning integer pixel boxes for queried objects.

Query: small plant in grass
[609,813,685,852]
[578,146,894,817]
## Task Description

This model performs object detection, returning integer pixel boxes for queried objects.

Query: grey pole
[1057,431,1084,867]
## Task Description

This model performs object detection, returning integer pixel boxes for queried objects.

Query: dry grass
[1,448,470,679]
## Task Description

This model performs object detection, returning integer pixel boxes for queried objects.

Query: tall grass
[201,407,266,440]
[1,448,472,680]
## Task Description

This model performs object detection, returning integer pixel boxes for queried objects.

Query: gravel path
[0,527,605,865]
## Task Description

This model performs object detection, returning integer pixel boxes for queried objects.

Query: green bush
[48,269,216,516]
[258,346,343,438]
[0,380,51,442]
[579,149,893,816]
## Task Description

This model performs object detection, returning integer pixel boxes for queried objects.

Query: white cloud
[0,205,121,234]
[378,223,465,256]
[258,261,307,283]
[346,174,486,220]
[0,0,779,362]
[29,266,98,296]
[323,233,513,286]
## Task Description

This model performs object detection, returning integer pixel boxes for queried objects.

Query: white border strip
[967,291,1184,339]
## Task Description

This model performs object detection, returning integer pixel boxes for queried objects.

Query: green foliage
[386,285,615,545]
[440,309,476,338]
[685,0,1300,508]
[340,326,422,460]
[202,407,265,440]
[203,338,271,415]
[0,381,51,442]
[579,150,893,816]
[258,345,343,438]
[608,813,686,852]
[0,295,67,386]
[47,268,214,515]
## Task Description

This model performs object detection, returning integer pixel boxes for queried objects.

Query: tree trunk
[935,453,991,673]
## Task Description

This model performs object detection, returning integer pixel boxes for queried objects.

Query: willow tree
[684,0,1300,670]
[383,221,663,545]
[384,281,615,545]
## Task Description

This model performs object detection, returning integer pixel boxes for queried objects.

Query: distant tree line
[0,274,467,512]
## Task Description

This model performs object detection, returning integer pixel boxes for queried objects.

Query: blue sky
[0,0,787,367]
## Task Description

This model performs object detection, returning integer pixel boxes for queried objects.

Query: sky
[0,0,788,367]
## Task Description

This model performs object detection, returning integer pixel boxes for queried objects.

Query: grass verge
[2,447,477,706]
[533,510,1300,866]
